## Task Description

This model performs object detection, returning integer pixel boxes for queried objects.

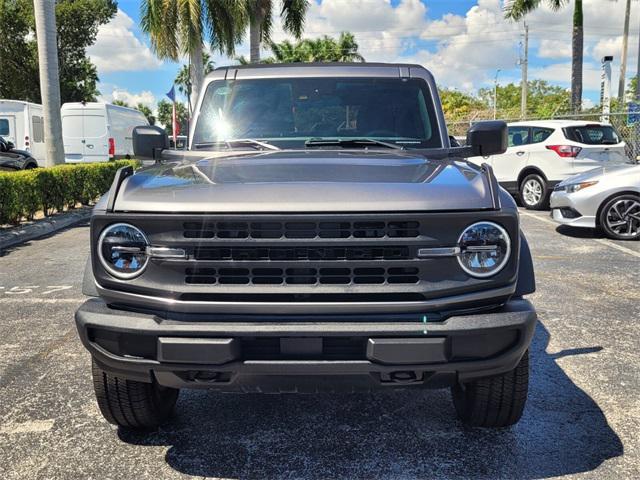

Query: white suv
[469,120,626,209]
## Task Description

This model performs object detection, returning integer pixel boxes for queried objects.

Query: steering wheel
[364,129,397,137]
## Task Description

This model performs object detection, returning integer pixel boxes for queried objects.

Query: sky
[88,0,640,111]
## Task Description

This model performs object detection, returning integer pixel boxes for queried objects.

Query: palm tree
[617,0,632,105]
[265,33,365,63]
[175,52,215,112]
[33,0,65,167]
[246,0,309,63]
[141,0,245,111]
[505,0,584,113]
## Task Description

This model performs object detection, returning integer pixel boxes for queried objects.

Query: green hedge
[0,160,140,225]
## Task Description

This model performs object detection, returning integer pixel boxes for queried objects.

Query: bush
[0,160,140,225]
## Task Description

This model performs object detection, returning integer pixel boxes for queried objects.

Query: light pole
[493,69,501,120]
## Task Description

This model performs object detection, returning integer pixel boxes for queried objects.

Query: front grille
[183,220,420,239]
[185,266,420,285]
[193,246,411,261]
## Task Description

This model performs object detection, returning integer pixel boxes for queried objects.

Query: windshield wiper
[194,139,280,151]
[304,138,404,150]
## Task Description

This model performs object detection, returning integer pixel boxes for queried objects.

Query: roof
[214,61,425,71]
[507,119,611,127]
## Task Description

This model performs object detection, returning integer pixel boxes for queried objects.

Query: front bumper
[550,189,597,228]
[75,298,536,392]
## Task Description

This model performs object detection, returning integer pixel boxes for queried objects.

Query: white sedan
[550,163,640,240]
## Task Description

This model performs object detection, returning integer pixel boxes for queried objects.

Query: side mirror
[466,121,507,157]
[133,125,168,160]
[6,141,15,150]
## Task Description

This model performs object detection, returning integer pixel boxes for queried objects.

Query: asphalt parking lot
[0,210,639,479]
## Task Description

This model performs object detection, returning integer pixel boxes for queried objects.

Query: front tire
[92,359,179,429]
[599,194,640,240]
[519,174,548,210]
[452,350,529,428]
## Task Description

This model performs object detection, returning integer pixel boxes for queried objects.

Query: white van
[0,100,46,165]
[61,102,149,163]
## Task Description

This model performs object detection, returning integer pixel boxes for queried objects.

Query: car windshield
[192,77,442,150]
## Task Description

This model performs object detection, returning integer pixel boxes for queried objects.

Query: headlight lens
[566,181,598,193]
[98,223,149,279]
[457,222,511,278]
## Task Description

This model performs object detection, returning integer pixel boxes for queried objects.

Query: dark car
[0,136,39,171]
[75,63,537,430]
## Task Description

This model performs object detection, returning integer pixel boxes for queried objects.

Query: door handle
[86,144,94,149]
[516,151,525,156]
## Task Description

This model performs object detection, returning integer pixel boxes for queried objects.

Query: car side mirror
[133,125,168,161]
[466,121,507,156]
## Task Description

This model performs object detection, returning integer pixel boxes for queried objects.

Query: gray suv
[75,63,536,430]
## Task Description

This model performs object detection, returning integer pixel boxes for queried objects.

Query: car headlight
[98,223,149,279]
[457,222,511,278]
[565,181,598,193]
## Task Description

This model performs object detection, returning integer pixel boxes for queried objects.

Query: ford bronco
[75,63,536,429]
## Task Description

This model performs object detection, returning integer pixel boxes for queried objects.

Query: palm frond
[281,0,309,38]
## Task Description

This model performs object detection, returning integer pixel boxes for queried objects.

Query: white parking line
[0,298,84,304]
[520,210,640,259]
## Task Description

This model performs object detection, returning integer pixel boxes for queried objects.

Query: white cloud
[99,87,157,109]
[537,39,572,59]
[88,9,161,73]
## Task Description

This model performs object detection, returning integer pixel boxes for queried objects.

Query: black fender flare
[515,231,536,296]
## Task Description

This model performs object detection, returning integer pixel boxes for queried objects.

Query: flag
[166,86,178,142]
[166,86,175,102]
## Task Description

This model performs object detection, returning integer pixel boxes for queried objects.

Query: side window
[0,119,9,136]
[508,126,530,148]
[531,127,553,144]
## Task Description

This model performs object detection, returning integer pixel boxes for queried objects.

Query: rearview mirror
[133,125,168,160]
[466,121,507,157]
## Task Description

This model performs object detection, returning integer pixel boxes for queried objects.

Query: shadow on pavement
[119,321,623,479]
[555,224,603,239]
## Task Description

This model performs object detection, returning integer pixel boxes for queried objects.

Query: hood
[558,163,640,186]
[113,150,495,213]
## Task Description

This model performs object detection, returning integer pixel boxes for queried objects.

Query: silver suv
[75,63,536,430]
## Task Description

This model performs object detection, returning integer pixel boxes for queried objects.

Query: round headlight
[98,223,149,279]
[457,222,511,278]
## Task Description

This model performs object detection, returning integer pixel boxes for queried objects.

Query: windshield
[193,77,442,149]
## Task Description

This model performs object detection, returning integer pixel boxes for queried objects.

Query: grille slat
[184,221,420,240]
[184,266,420,285]
[194,246,411,261]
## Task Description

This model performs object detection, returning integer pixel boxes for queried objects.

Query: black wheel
[599,194,640,240]
[91,359,179,429]
[519,174,548,210]
[452,350,529,428]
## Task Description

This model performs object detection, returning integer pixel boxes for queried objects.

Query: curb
[0,207,92,251]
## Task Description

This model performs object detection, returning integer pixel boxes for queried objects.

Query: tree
[135,103,156,125]
[505,0,584,113]
[439,89,486,122]
[0,0,117,104]
[157,100,188,136]
[246,0,309,63]
[141,0,245,111]
[175,52,215,110]
[112,100,130,107]
[33,0,65,166]
[478,80,571,118]
[259,33,365,63]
